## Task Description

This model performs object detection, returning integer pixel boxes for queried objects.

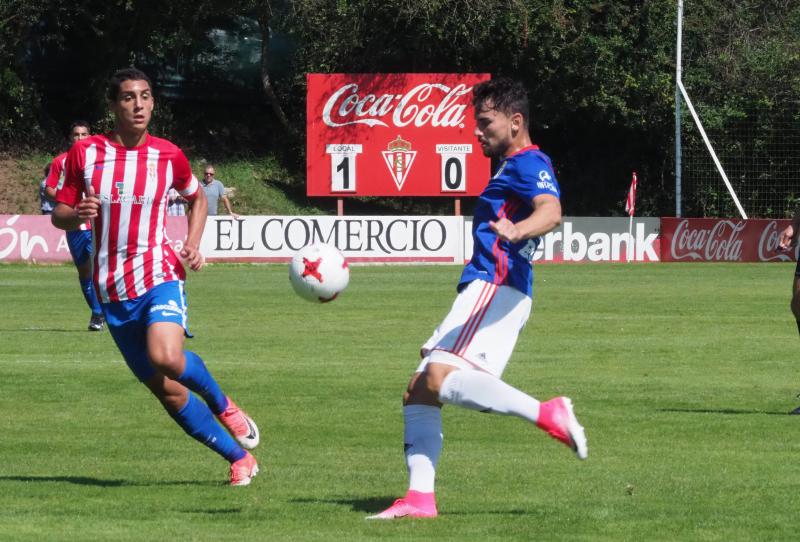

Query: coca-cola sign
[307,73,490,197]
[322,83,470,128]
[661,217,797,262]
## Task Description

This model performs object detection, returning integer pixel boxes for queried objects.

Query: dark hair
[69,120,91,133]
[472,77,530,129]
[107,67,153,101]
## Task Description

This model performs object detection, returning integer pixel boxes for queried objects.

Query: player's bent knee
[147,322,187,377]
[147,346,185,377]
[404,369,447,406]
[424,363,457,391]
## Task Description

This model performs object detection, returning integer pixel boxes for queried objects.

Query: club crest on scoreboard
[381,135,417,191]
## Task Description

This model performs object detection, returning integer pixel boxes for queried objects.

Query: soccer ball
[289,243,350,302]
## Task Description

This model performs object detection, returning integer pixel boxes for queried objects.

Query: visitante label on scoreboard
[306,73,491,197]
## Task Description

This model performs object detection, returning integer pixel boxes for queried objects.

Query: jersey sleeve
[44,155,65,190]
[511,154,560,202]
[171,150,199,200]
[55,145,85,207]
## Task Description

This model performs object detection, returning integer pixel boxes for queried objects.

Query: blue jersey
[458,145,560,297]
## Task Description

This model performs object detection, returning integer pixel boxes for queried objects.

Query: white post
[675,0,684,217]
[627,215,634,262]
[677,80,748,219]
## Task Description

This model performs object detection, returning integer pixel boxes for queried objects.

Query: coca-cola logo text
[322,83,470,129]
[670,219,745,261]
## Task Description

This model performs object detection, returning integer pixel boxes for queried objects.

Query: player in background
[51,67,260,485]
[778,216,800,413]
[369,78,587,520]
[44,120,104,330]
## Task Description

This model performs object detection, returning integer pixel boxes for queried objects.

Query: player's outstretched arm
[222,195,239,219]
[779,225,795,251]
[181,188,208,271]
[489,194,562,243]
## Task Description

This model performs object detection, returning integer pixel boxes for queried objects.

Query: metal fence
[681,101,800,218]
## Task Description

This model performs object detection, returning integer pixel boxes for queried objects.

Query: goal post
[675,0,748,220]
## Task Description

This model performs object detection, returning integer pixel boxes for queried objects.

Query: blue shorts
[104,280,192,382]
[66,229,93,266]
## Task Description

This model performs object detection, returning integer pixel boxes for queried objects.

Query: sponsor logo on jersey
[102,181,155,205]
[536,170,557,192]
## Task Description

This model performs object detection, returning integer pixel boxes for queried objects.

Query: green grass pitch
[1,262,798,541]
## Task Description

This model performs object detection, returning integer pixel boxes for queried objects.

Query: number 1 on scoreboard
[326,144,362,192]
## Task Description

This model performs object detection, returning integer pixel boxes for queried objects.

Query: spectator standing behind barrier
[167,186,187,216]
[39,165,54,214]
[201,165,238,218]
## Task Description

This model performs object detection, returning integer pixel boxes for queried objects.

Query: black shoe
[88,313,105,331]
[790,394,800,415]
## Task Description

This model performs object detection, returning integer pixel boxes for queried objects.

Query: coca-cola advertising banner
[306,73,491,197]
[661,218,797,262]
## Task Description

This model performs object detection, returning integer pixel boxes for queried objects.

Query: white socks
[403,370,541,494]
[438,369,540,422]
[403,404,442,493]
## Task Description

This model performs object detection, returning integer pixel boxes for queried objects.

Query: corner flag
[625,172,638,216]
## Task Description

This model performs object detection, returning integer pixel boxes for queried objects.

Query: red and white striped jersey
[47,152,92,231]
[44,152,68,191]
[57,133,200,303]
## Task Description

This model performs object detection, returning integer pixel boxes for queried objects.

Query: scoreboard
[306,73,491,197]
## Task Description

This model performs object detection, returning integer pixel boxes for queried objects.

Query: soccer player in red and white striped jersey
[52,68,259,486]
[43,120,105,330]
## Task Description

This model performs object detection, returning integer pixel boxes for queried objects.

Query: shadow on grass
[291,496,529,516]
[0,475,220,487]
[291,496,392,514]
[180,507,243,515]
[658,408,792,416]
[0,328,87,333]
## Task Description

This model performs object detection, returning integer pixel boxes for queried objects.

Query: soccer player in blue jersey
[369,78,588,520]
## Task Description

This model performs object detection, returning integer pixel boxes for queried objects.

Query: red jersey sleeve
[44,153,66,190]
[56,143,86,207]
[172,149,199,200]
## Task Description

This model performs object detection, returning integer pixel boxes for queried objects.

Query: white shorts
[416,279,532,378]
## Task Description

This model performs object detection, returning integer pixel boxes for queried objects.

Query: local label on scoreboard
[307,73,491,197]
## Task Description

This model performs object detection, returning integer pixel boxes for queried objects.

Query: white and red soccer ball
[289,243,350,302]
